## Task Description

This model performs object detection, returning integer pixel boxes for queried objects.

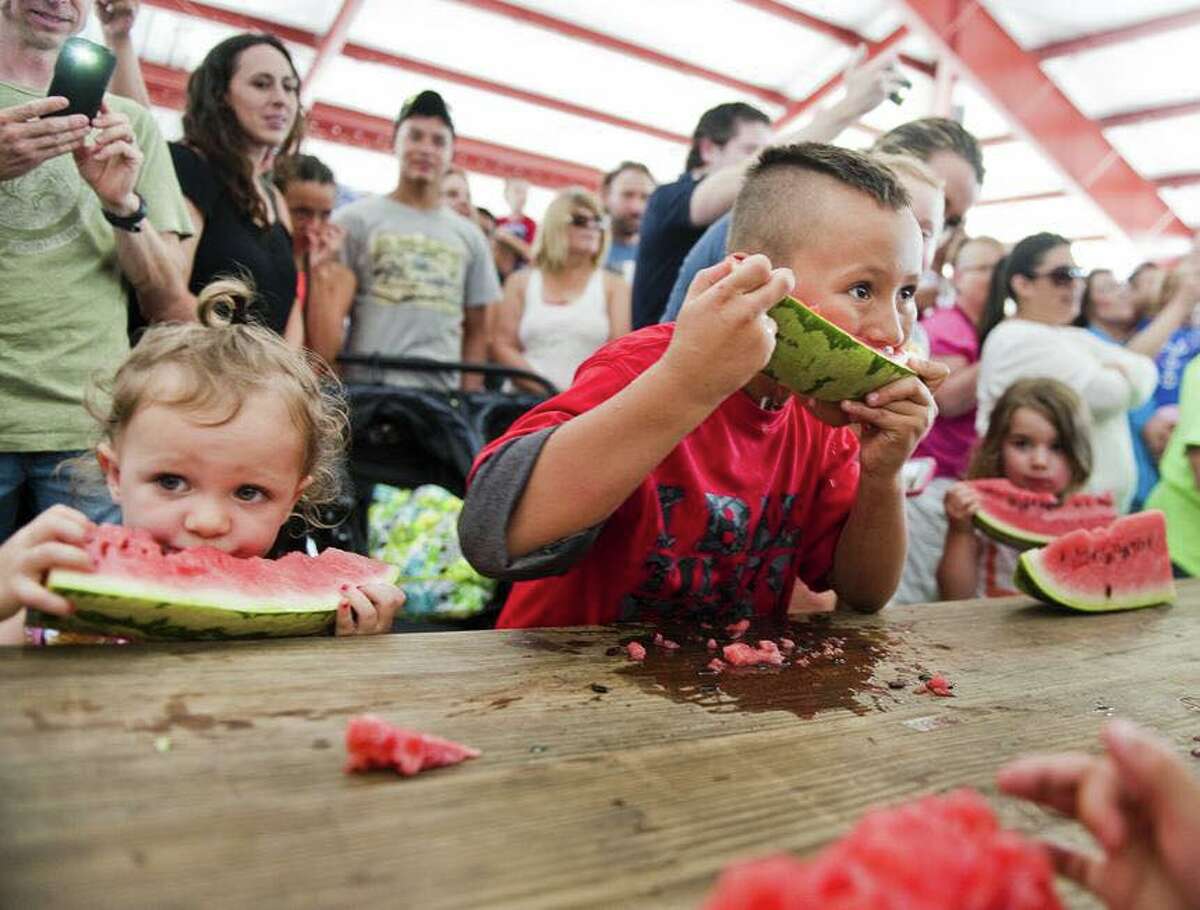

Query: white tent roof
[88,0,1200,275]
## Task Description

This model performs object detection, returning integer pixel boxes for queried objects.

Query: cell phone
[46,37,117,120]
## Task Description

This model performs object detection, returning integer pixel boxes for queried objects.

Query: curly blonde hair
[88,280,348,526]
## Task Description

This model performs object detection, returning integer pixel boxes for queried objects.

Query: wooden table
[2,581,1198,909]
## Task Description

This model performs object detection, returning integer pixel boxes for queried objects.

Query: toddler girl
[0,281,403,641]
[938,378,1092,599]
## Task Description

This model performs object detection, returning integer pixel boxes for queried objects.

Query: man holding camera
[0,0,192,541]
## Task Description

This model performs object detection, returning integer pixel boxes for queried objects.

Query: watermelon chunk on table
[704,789,1061,909]
[1015,510,1176,612]
[344,715,480,776]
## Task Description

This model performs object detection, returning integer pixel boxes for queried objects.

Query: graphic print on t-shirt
[367,232,464,317]
[619,484,804,620]
[0,153,87,255]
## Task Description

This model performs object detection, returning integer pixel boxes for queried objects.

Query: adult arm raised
[96,0,152,109]
[688,49,907,228]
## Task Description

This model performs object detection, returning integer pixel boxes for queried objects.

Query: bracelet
[102,194,147,233]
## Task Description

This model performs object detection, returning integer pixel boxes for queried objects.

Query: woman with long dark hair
[975,233,1157,512]
[172,34,305,342]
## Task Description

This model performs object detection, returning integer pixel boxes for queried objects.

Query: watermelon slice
[38,525,398,640]
[1015,511,1176,612]
[763,295,916,401]
[970,478,1117,550]
[704,789,1062,909]
[345,714,480,776]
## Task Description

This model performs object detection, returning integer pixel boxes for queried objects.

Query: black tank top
[169,143,296,335]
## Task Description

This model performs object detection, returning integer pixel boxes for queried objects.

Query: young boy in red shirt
[460,143,945,628]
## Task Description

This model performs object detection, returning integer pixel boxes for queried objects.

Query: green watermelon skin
[36,587,336,640]
[38,525,398,640]
[763,295,916,401]
[970,479,1117,551]
[1016,511,1175,612]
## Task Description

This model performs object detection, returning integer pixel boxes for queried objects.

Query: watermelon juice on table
[34,524,398,640]
[762,295,917,402]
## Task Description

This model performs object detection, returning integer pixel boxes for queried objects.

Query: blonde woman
[492,189,631,393]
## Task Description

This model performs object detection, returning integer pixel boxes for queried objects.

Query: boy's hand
[663,253,795,409]
[838,367,938,480]
[335,583,405,636]
[943,482,980,532]
[801,355,948,429]
[0,505,94,620]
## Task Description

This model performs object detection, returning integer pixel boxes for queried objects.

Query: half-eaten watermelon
[39,524,398,639]
[970,478,1117,550]
[1015,510,1175,612]
[703,789,1061,909]
[763,295,916,401]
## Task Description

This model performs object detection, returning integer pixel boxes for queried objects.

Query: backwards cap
[394,89,455,136]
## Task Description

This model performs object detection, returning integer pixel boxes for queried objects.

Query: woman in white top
[976,233,1157,512]
[492,188,631,393]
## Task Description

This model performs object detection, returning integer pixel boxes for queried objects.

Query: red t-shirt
[471,325,861,628]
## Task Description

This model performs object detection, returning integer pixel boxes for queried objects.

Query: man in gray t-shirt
[321,90,499,390]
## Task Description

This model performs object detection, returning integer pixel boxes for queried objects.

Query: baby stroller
[314,354,558,631]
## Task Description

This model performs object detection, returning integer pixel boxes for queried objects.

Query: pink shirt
[914,306,979,480]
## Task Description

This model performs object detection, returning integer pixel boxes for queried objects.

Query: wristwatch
[102,194,148,233]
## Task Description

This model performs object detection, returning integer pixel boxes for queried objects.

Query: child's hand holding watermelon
[334,583,405,636]
[0,505,94,642]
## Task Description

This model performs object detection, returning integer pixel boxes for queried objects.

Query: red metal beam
[733,0,934,75]
[303,0,367,94]
[983,95,1200,145]
[900,0,1190,241]
[773,27,910,131]
[1035,7,1200,60]
[447,0,791,107]
[142,0,688,146]
[140,61,601,190]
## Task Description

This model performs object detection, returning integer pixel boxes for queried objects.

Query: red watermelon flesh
[1015,510,1175,612]
[42,524,399,639]
[703,789,1062,909]
[344,714,480,776]
[969,478,1116,550]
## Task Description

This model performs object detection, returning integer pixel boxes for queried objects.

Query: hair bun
[196,277,258,327]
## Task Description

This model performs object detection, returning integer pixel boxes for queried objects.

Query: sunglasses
[569,213,605,229]
[1031,265,1085,287]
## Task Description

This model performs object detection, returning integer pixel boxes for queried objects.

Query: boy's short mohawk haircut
[730,142,911,262]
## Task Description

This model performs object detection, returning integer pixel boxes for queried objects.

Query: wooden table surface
[2,581,1198,909]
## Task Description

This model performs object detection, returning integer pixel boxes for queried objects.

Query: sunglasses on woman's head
[1032,265,1085,287]
[569,213,604,229]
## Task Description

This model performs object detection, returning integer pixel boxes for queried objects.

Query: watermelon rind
[1014,512,1176,613]
[40,563,399,640]
[762,295,916,401]
[972,512,1052,551]
[970,480,1117,552]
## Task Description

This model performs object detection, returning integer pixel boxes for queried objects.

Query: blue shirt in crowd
[631,173,705,328]
[661,213,730,323]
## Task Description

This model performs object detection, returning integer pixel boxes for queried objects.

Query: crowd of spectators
[2,1,1198,595]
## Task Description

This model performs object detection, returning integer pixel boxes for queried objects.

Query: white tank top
[519,268,611,392]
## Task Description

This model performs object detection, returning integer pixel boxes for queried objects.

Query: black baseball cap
[394,90,455,136]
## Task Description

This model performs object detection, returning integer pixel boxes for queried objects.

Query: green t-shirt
[0,82,192,452]
[1146,356,1200,575]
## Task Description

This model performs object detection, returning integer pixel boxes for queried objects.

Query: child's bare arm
[938,483,981,600]
[506,255,794,558]
[829,361,944,611]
